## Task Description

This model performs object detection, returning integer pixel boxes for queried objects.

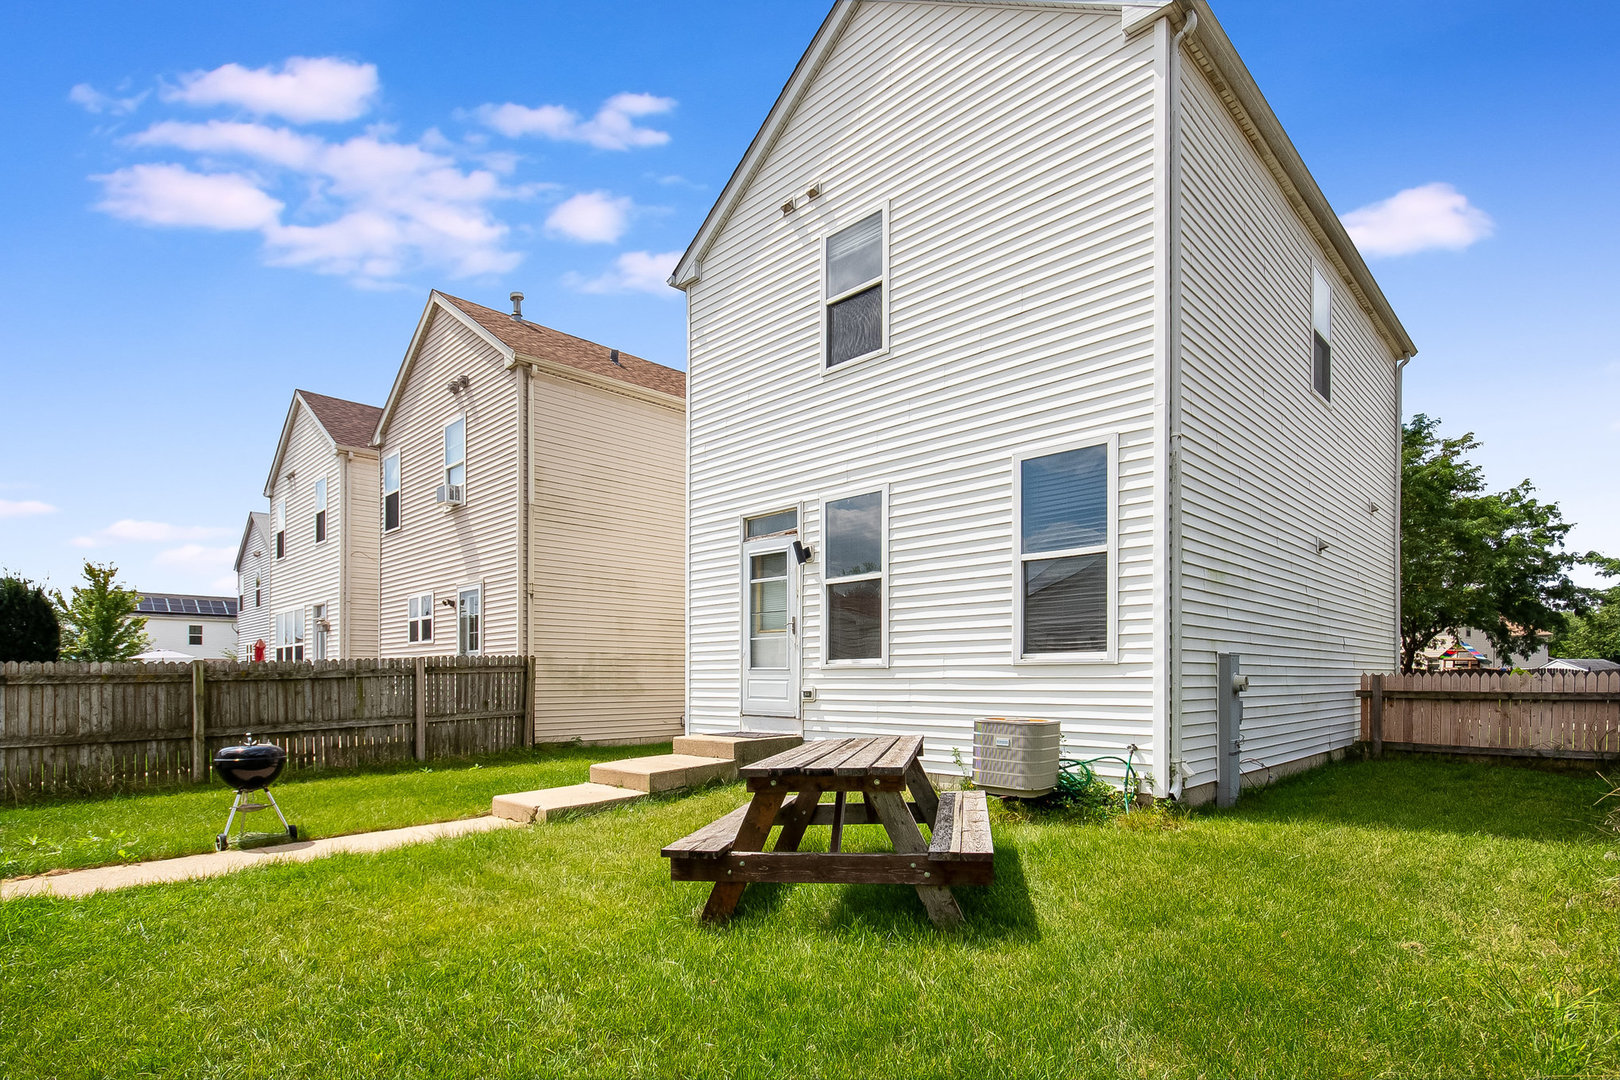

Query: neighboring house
[373,291,687,744]
[263,389,384,661]
[1539,658,1620,674]
[135,593,239,659]
[671,0,1415,802]
[234,511,273,661]
[1423,628,1550,671]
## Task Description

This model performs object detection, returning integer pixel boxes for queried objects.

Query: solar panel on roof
[182,599,198,613]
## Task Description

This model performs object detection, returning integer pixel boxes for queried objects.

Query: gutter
[1393,357,1411,670]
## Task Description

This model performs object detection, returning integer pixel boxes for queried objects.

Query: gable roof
[263,390,383,498]
[374,291,686,443]
[234,511,270,574]
[669,0,1415,360]
[1540,658,1620,673]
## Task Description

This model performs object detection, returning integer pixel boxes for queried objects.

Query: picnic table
[662,735,993,928]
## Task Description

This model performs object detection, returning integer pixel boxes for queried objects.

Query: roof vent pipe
[509,292,525,321]
[609,349,621,365]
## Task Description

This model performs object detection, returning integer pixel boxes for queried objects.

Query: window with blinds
[1017,442,1112,658]
[824,210,885,369]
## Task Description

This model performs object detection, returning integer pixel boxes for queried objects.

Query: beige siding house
[373,291,686,745]
[263,390,384,661]
[672,0,1415,803]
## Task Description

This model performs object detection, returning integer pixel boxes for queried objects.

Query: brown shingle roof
[438,292,686,400]
[297,389,385,449]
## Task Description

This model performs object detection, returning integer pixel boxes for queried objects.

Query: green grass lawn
[1,756,1615,1079]
[0,742,666,878]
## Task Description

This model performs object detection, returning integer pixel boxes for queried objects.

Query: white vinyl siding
[1175,55,1400,793]
[684,2,1161,774]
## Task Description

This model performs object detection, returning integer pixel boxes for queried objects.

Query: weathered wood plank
[671,854,993,887]
[699,790,786,923]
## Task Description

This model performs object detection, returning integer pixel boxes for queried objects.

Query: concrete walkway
[2,815,518,901]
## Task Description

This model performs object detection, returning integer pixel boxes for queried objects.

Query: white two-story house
[672,0,1416,803]
[233,511,273,660]
[373,291,687,745]
[262,389,384,661]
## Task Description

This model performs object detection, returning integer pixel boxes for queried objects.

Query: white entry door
[741,535,800,721]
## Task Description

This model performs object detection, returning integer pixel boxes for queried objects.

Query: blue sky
[1,0,1615,596]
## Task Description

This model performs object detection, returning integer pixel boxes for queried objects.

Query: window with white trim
[1312,268,1332,401]
[823,490,884,662]
[458,586,481,655]
[312,603,329,661]
[824,210,886,369]
[273,499,286,559]
[274,609,305,662]
[313,477,328,543]
[188,625,203,646]
[444,416,466,495]
[1017,442,1113,657]
[408,592,434,644]
[383,452,401,531]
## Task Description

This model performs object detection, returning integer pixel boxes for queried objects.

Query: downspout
[1393,356,1411,671]
[519,363,532,661]
[1164,7,1197,797]
[340,449,352,659]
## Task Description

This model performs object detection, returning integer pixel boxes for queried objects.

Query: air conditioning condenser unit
[972,717,1061,797]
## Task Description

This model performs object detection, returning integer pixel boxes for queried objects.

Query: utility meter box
[972,717,1061,797]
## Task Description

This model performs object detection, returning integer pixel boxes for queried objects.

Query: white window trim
[1310,265,1334,408]
[1012,434,1119,665]
[443,413,467,506]
[407,591,435,645]
[383,451,402,533]
[819,484,890,668]
[738,504,802,544]
[313,476,329,546]
[273,498,287,560]
[457,582,483,656]
[820,201,891,378]
[274,607,306,663]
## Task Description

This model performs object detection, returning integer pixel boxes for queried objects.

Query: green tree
[0,573,60,662]
[53,562,148,662]
[1401,415,1584,672]
[1550,555,1620,663]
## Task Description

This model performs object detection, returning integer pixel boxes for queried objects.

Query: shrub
[0,574,60,662]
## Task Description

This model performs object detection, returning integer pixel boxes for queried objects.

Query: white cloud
[102,520,233,543]
[70,536,97,548]
[1342,182,1494,258]
[571,250,682,295]
[164,57,378,123]
[545,191,633,244]
[103,119,524,280]
[95,163,284,230]
[69,83,147,116]
[153,543,238,568]
[0,499,57,518]
[477,92,675,151]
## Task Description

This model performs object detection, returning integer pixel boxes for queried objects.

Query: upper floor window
[1017,440,1114,659]
[442,416,466,502]
[1312,268,1332,401]
[823,490,885,663]
[273,499,286,559]
[314,476,328,543]
[824,209,886,369]
[188,625,203,646]
[383,452,401,531]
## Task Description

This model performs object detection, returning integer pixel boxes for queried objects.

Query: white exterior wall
[142,615,237,659]
[1173,57,1401,792]
[686,2,1164,775]
[267,402,379,660]
[377,312,520,659]
[236,517,273,658]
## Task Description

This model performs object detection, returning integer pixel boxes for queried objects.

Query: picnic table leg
[868,790,964,929]
[700,789,785,924]
[771,787,823,853]
[904,760,940,828]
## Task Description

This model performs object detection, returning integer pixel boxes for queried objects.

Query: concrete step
[492,783,645,824]
[589,753,738,794]
[672,733,803,768]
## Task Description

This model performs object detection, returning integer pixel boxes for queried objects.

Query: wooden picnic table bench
[662,735,994,927]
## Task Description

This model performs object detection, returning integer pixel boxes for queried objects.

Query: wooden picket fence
[1360,671,1620,760]
[0,656,534,801]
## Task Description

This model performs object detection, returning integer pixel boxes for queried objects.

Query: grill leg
[263,788,293,833]
[219,791,245,849]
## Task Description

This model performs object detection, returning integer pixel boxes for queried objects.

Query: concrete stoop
[492,733,804,821]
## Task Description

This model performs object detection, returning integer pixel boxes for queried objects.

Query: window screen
[825,211,884,368]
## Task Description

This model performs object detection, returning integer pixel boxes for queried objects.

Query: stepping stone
[673,733,803,768]
[492,783,645,823]
[589,754,738,794]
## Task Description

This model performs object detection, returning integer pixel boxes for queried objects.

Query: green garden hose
[1056,746,1139,810]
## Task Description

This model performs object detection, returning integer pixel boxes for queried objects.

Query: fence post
[1369,673,1385,758]
[414,657,427,762]
[523,656,536,749]
[191,660,207,782]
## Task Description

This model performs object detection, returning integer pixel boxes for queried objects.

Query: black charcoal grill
[212,734,298,850]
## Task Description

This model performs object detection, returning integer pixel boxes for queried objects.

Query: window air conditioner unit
[972,717,1061,797]
[435,484,465,506]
